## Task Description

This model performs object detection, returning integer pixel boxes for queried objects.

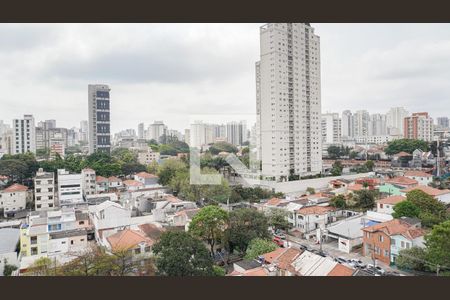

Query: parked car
[367,264,386,275]
[273,236,285,247]
[335,257,348,264]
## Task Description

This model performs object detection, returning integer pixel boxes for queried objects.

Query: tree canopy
[208,142,238,155]
[385,139,429,156]
[188,205,229,255]
[153,231,215,276]
[245,238,277,260]
[405,190,448,227]
[392,201,421,219]
[425,220,450,272]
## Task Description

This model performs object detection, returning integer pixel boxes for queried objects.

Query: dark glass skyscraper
[88,84,111,154]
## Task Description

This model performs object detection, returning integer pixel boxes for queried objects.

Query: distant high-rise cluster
[188,120,248,149]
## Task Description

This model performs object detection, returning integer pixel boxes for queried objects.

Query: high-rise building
[404,112,434,142]
[34,168,56,211]
[190,121,215,149]
[0,121,13,155]
[321,113,341,145]
[138,123,145,139]
[341,110,354,138]
[368,113,387,136]
[386,107,409,136]
[436,117,449,129]
[184,129,191,146]
[147,121,167,143]
[88,84,111,154]
[80,120,88,143]
[353,110,370,137]
[257,23,322,181]
[226,121,247,146]
[12,114,36,154]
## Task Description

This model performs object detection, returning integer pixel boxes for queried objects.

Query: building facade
[34,168,56,211]
[88,84,111,154]
[12,114,36,154]
[386,107,409,136]
[321,113,341,145]
[403,112,433,142]
[57,169,83,206]
[257,23,322,181]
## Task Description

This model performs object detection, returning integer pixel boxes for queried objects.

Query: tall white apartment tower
[88,84,111,154]
[12,114,36,154]
[386,107,409,136]
[257,23,322,181]
[321,113,341,145]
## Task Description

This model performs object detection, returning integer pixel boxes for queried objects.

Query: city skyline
[2,24,450,132]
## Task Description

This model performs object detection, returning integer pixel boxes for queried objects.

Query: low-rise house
[134,172,159,187]
[96,176,109,193]
[385,176,418,189]
[362,218,425,265]
[403,170,433,185]
[105,229,154,259]
[0,228,20,276]
[123,179,144,192]
[401,185,450,204]
[172,208,200,230]
[137,148,160,166]
[376,195,406,215]
[295,206,336,237]
[108,176,123,190]
[391,151,413,168]
[0,183,29,217]
[90,201,132,243]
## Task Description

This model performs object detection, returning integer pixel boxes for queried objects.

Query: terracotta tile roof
[297,205,335,215]
[107,176,122,182]
[362,219,425,240]
[402,185,450,196]
[135,172,158,179]
[0,175,9,180]
[386,176,418,186]
[404,171,433,178]
[174,208,200,219]
[228,267,269,276]
[263,247,287,264]
[377,195,406,205]
[348,183,364,191]
[106,229,154,252]
[265,197,283,206]
[165,195,182,203]
[96,176,108,183]
[327,264,354,276]
[2,183,28,193]
[123,179,144,187]
[138,223,165,241]
[82,168,95,172]
[393,151,412,157]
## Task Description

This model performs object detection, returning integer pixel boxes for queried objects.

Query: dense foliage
[384,139,429,156]
[245,238,277,260]
[208,142,238,155]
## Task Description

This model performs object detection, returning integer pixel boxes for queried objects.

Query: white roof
[93,200,124,213]
[0,228,20,254]
[326,216,365,239]
[292,251,338,276]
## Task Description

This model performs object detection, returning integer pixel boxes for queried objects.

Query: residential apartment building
[403,112,433,142]
[0,183,29,217]
[257,23,322,181]
[386,107,409,136]
[353,110,370,137]
[138,123,145,139]
[88,84,111,154]
[226,121,247,146]
[81,168,96,197]
[189,121,215,149]
[341,110,353,138]
[138,148,160,165]
[57,169,83,206]
[368,113,387,136]
[12,114,36,154]
[321,113,341,145]
[34,168,56,211]
[147,121,167,143]
[436,117,449,129]
[19,207,90,270]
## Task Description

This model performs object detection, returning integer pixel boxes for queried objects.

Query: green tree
[153,231,215,276]
[330,161,343,176]
[365,160,375,172]
[425,220,450,272]
[267,209,291,231]
[146,160,160,174]
[244,238,277,260]
[395,247,428,272]
[330,194,347,209]
[306,187,315,195]
[327,145,342,159]
[392,201,421,219]
[385,139,429,156]
[212,265,226,276]
[225,208,270,253]
[209,142,238,155]
[189,205,229,255]
[406,190,447,227]
[2,259,18,276]
[157,159,188,186]
[354,189,377,210]
[0,159,29,182]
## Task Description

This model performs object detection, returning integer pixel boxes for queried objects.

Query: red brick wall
[362,230,391,265]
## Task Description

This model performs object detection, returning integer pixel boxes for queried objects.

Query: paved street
[285,234,412,276]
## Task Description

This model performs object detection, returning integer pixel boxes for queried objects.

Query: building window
[134,248,141,255]
[384,249,389,257]
[30,236,37,245]
[379,235,383,242]
[31,247,38,255]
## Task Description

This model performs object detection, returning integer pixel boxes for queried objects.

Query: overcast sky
[1,23,450,133]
